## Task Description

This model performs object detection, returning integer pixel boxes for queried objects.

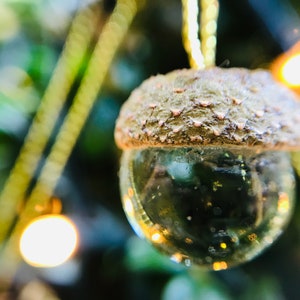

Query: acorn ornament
[115,67,300,270]
[114,0,300,270]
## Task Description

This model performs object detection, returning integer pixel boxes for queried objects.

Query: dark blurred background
[0,0,300,299]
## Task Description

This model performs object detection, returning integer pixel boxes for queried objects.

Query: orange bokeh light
[271,41,300,94]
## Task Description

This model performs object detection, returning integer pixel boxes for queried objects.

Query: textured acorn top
[114,67,300,150]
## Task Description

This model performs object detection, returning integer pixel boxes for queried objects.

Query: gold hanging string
[0,0,139,276]
[0,6,98,242]
[182,0,205,69]
[18,0,138,224]
[200,0,219,67]
[182,0,219,69]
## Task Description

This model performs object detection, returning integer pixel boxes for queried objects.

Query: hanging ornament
[114,1,300,270]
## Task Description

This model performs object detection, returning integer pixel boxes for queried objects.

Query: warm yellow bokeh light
[281,54,300,87]
[151,232,164,243]
[212,261,228,271]
[271,41,300,94]
[19,214,79,268]
[220,242,227,249]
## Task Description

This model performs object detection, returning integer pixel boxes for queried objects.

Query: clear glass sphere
[120,147,296,270]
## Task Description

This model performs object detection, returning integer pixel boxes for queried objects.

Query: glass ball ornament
[115,68,300,270]
[120,147,295,270]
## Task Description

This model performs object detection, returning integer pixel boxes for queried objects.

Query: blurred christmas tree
[0,0,300,299]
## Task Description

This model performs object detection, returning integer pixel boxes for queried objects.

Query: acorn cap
[114,67,300,150]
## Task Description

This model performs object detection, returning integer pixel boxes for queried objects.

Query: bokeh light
[271,41,300,93]
[281,53,300,87]
[19,214,79,268]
